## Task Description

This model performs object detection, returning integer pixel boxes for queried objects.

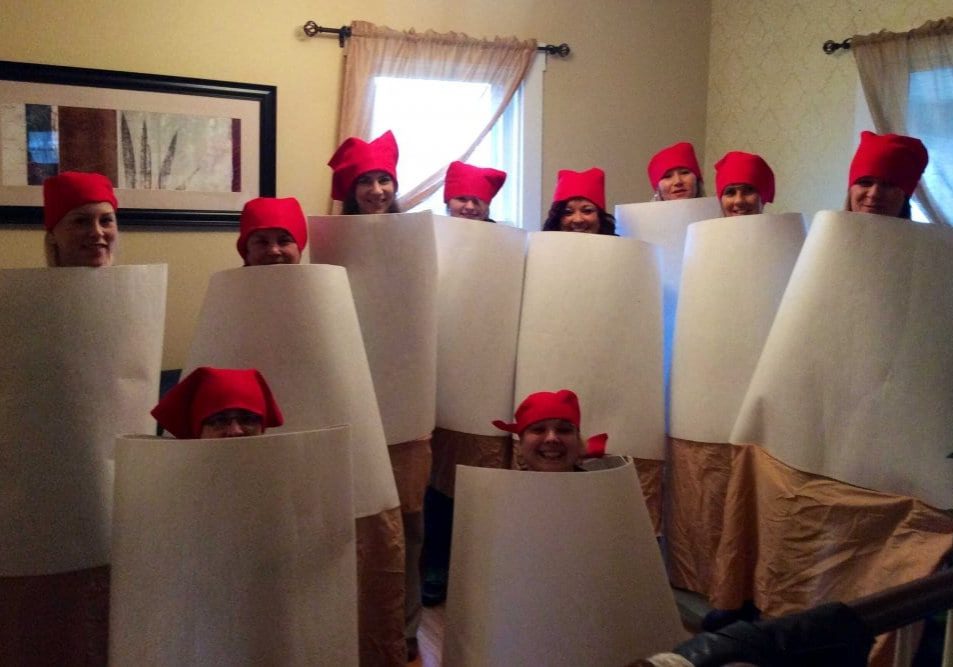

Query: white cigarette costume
[110,429,357,666]
[444,461,685,666]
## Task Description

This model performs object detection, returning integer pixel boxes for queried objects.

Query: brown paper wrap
[667,437,953,615]
[356,507,407,667]
[429,428,513,497]
[388,438,432,515]
[0,565,109,666]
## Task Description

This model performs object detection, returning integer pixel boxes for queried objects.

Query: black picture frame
[0,60,276,229]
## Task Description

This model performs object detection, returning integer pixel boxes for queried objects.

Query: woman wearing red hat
[237,197,308,265]
[42,171,119,267]
[846,131,928,219]
[647,142,705,201]
[443,161,507,222]
[542,168,617,235]
[493,389,607,472]
[151,367,284,439]
[714,151,775,217]
[327,131,401,215]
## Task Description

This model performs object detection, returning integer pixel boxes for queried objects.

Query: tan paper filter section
[109,429,357,666]
[309,212,437,445]
[670,213,806,442]
[444,462,685,666]
[731,211,953,508]
[184,264,399,518]
[433,214,527,434]
[514,232,665,459]
[0,265,166,575]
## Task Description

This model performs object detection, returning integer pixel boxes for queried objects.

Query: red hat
[443,161,507,203]
[552,168,606,211]
[848,131,928,197]
[42,171,118,231]
[327,130,399,201]
[647,142,702,189]
[151,367,284,439]
[236,197,308,261]
[715,151,775,203]
[493,389,582,435]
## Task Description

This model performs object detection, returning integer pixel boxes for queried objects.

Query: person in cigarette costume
[236,197,308,266]
[43,171,119,268]
[442,160,507,222]
[845,131,928,220]
[328,130,401,215]
[151,367,284,439]
[714,151,775,217]
[542,168,617,235]
[647,142,705,201]
[493,389,609,473]
[329,129,433,662]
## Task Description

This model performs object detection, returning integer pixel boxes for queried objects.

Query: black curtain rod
[303,21,571,57]
[822,37,852,54]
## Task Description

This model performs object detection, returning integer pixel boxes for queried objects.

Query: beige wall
[0,0,710,368]
[705,0,949,217]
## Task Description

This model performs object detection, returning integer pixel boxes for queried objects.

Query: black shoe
[701,599,761,632]
[421,567,448,607]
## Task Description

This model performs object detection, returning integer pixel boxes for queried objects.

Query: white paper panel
[444,462,685,666]
[433,215,526,434]
[0,265,166,575]
[309,212,437,445]
[731,211,953,508]
[110,429,357,666]
[670,213,806,441]
[184,264,399,518]
[514,232,664,458]
[615,197,723,407]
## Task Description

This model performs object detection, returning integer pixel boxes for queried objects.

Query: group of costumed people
[29,125,930,666]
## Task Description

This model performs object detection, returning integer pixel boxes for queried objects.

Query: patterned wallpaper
[704,0,951,218]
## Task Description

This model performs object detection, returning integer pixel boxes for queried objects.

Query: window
[369,55,544,228]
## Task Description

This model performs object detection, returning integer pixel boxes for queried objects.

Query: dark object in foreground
[673,602,872,667]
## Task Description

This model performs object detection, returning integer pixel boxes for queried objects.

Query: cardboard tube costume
[664,212,805,599]
[183,264,403,666]
[431,214,526,494]
[670,213,806,442]
[662,212,953,665]
[443,461,685,666]
[511,231,665,530]
[731,211,953,507]
[0,265,166,664]
[614,196,723,418]
[110,428,357,665]
[310,211,437,649]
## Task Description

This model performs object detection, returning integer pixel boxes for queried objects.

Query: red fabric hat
[327,130,399,201]
[848,131,928,197]
[715,151,775,203]
[552,168,606,211]
[151,367,284,439]
[647,142,702,189]
[585,433,609,458]
[443,161,507,204]
[42,171,118,231]
[236,197,308,261]
[493,389,582,435]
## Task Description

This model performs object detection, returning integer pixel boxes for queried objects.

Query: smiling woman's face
[518,419,583,472]
[658,167,698,200]
[849,177,906,217]
[353,170,396,214]
[558,198,601,233]
[48,201,117,267]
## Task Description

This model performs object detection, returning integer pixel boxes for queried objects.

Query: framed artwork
[0,60,276,228]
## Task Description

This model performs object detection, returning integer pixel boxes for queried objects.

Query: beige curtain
[852,17,953,226]
[337,21,537,210]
